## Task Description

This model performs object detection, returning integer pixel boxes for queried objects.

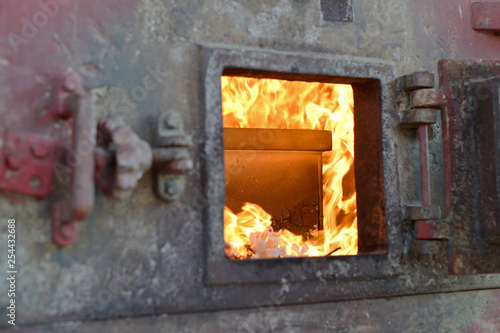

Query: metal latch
[396,71,450,255]
[0,72,193,246]
[472,1,500,33]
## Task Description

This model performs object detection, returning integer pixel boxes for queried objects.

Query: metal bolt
[29,177,41,189]
[6,153,22,170]
[31,142,49,159]
[165,180,180,196]
[163,112,183,130]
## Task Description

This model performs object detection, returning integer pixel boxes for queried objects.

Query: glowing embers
[222,76,357,259]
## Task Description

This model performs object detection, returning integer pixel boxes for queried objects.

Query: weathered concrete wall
[0,0,499,331]
[5,289,500,333]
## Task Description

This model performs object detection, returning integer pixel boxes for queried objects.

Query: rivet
[6,153,23,170]
[29,177,41,189]
[31,142,49,159]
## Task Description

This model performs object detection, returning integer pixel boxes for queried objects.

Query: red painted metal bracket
[415,220,450,240]
[472,1,500,32]
[0,130,56,197]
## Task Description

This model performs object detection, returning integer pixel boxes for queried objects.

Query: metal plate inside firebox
[225,150,323,237]
[224,128,332,238]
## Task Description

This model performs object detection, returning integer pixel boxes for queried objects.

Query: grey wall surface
[0,0,499,331]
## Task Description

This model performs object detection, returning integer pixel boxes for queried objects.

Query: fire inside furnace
[222,75,357,259]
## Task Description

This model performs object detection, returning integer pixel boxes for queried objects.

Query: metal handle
[397,71,449,254]
[95,117,152,200]
[51,74,96,247]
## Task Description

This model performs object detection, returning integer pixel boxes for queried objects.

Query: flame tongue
[222,76,357,259]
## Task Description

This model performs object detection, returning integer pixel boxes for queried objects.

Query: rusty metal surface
[418,124,431,206]
[204,47,396,286]
[352,78,388,254]
[415,220,450,240]
[405,205,441,221]
[412,0,500,59]
[473,78,500,244]
[399,109,438,126]
[0,0,500,330]
[395,68,451,262]
[471,1,500,32]
[224,128,331,238]
[410,88,445,109]
[397,71,435,92]
[223,128,332,151]
[396,71,441,217]
[51,75,96,247]
[225,150,323,237]
[65,94,96,221]
[440,59,500,274]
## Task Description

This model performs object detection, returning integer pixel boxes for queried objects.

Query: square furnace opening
[221,69,386,260]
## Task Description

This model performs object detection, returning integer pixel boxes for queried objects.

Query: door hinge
[472,1,500,33]
[396,71,449,255]
[0,130,57,197]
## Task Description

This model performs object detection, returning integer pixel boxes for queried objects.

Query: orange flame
[222,76,357,259]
